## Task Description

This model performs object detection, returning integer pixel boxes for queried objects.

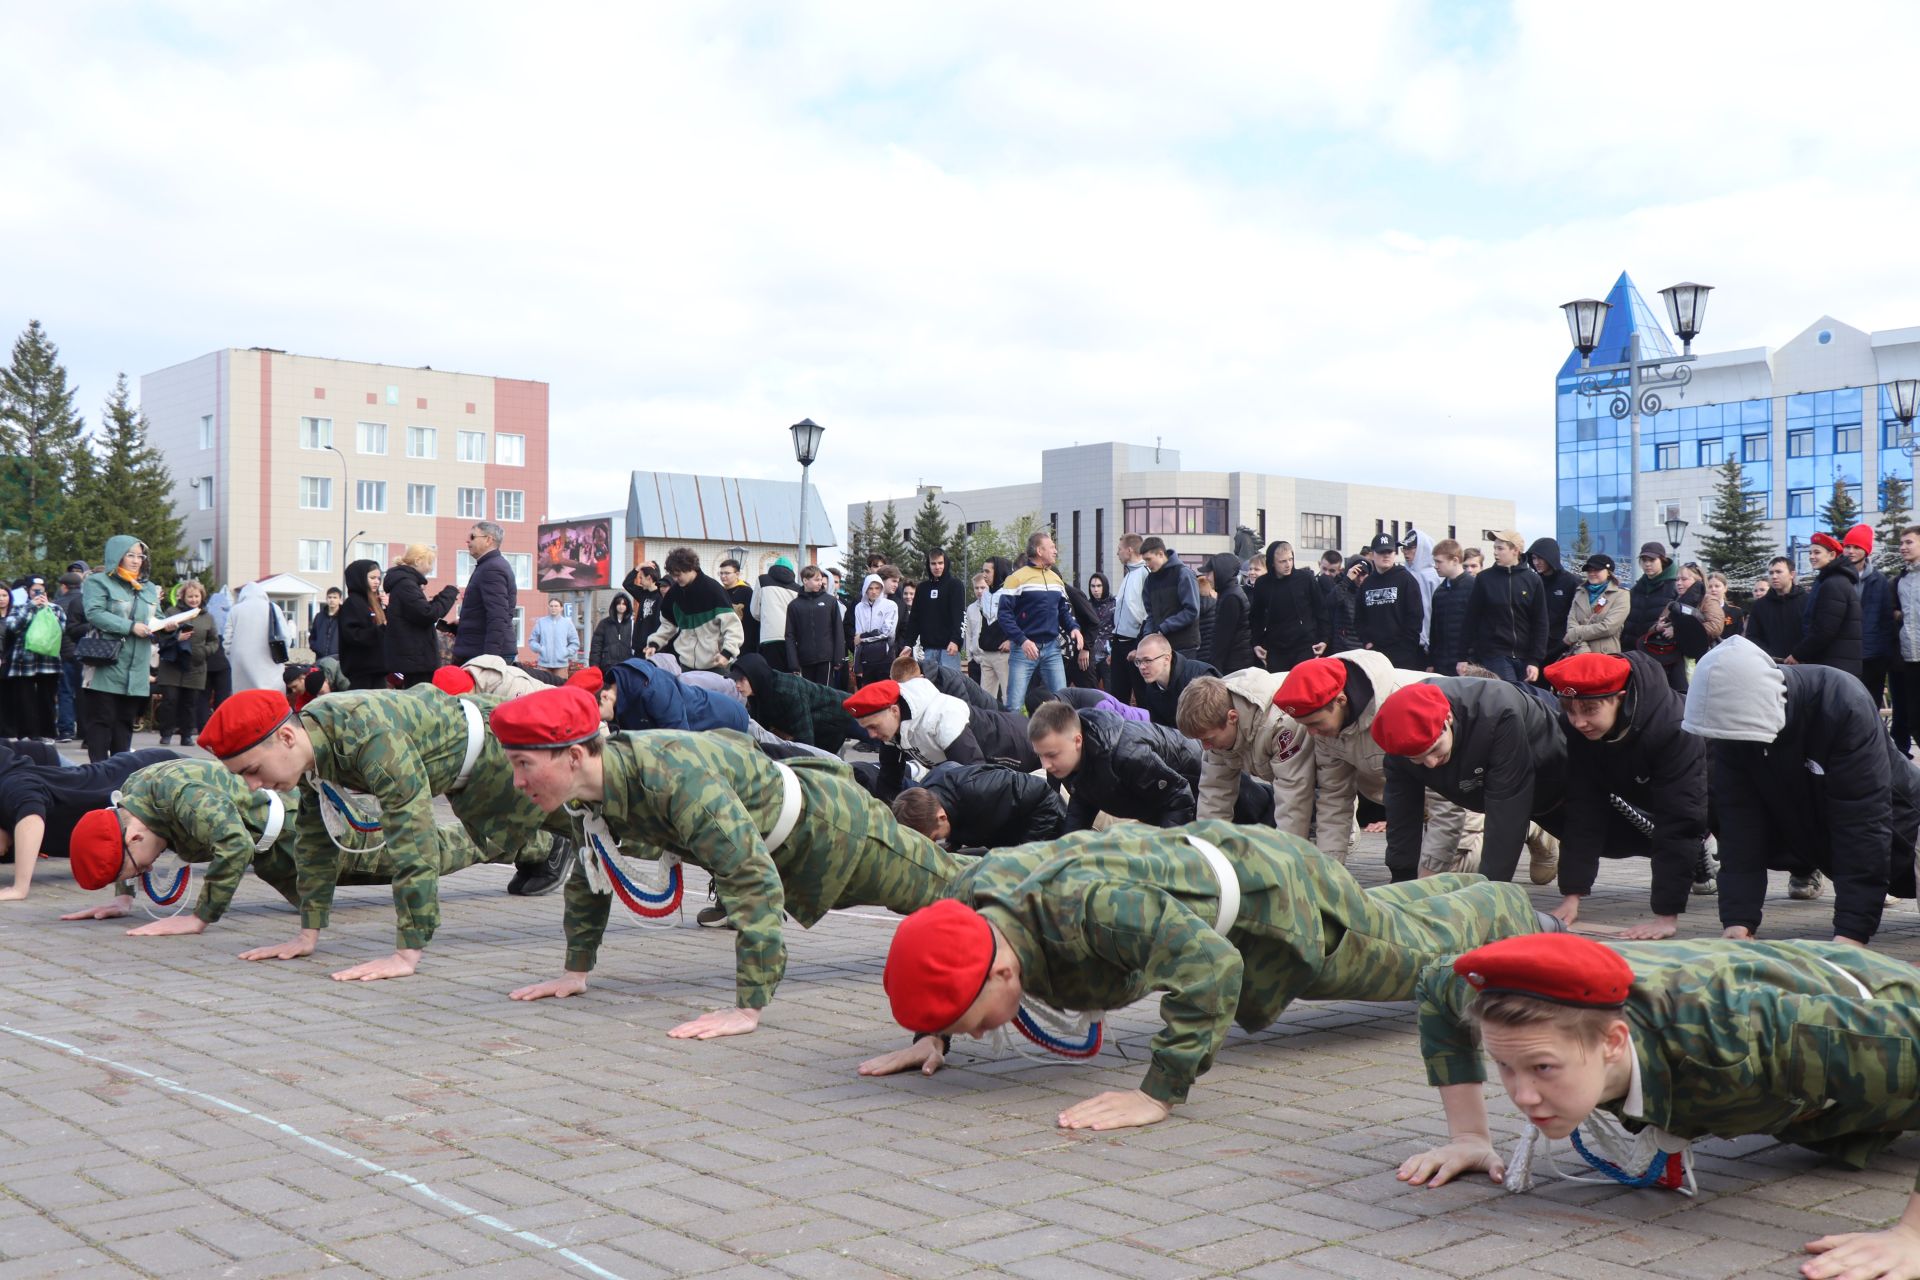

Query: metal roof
[625,471,837,546]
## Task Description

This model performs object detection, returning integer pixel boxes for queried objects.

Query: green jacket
[943,822,1545,1104]
[80,534,160,697]
[1417,938,1920,1188]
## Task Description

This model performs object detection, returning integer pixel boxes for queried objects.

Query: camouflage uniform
[1417,938,1920,1188]
[117,758,516,923]
[943,820,1545,1105]
[565,729,968,1008]
[297,687,567,950]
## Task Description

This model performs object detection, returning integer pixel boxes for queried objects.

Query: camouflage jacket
[944,821,1542,1104]
[116,759,298,925]
[566,729,964,1008]
[1417,938,1920,1187]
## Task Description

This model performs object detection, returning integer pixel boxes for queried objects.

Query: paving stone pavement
[3,742,1917,1278]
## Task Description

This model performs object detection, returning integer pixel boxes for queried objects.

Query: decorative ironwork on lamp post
[1887,379,1920,457]
[1561,282,1714,562]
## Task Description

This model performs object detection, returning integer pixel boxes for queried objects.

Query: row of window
[284,417,525,465]
[294,541,537,584]
[1121,497,1229,536]
[1647,424,1883,472]
[295,477,522,521]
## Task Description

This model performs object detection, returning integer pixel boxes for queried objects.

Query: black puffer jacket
[1745,584,1806,660]
[383,562,458,675]
[1526,538,1583,667]
[336,559,390,689]
[786,588,843,667]
[1205,553,1256,673]
[1463,562,1548,669]
[1383,676,1567,882]
[1793,557,1863,677]
[1558,651,1706,916]
[919,763,1067,849]
[924,662,999,712]
[1249,544,1326,670]
[1711,664,1920,943]
[1059,709,1201,830]
[1621,561,1677,656]
[1427,570,1475,674]
[1135,651,1220,728]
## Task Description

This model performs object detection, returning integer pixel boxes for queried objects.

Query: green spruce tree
[910,490,951,568]
[967,519,1008,572]
[1875,474,1913,575]
[1820,477,1861,537]
[1570,518,1593,564]
[0,319,88,571]
[63,374,185,574]
[874,502,910,568]
[1696,457,1774,594]
[838,501,876,600]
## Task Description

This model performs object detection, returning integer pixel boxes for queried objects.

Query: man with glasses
[1131,631,1219,729]
[453,522,519,664]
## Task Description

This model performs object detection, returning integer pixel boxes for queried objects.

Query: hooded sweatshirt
[854,572,898,644]
[1403,531,1443,647]
[1355,558,1425,669]
[1205,552,1256,673]
[901,551,966,652]
[751,559,800,655]
[336,559,390,687]
[79,534,161,698]
[652,567,745,671]
[1526,537,1583,666]
[1249,540,1327,669]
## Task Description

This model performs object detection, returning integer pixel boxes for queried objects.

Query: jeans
[920,647,961,675]
[1479,654,1529,685]
[1006,639,1066,712]
[56,658,81,736]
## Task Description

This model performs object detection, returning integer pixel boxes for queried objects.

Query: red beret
[489,686,601,750]
[432,665,476,696]
[1812,531,1845,556]
[69,807,126,891]
[567,667,605,695]
[1369,682,1452,756]
[843,679,900,719]
[200,688,295,760]
[1454,934,1634,1008]
[884,899,996,1034]
[1844,523,1874,555]
[1274,657,1347,718]
[1543,652,1631,699]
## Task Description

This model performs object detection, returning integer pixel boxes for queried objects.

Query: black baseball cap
[1368,533,1398,555]
[1581,553,1615,573]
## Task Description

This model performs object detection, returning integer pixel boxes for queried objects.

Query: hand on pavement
[60,897,134,919]
[509,972,589,1001]
[668,1006,761,1040]
[1057,1089,1170,1131]
[1396,1138,1505,1189]
[857,1038,947,1077]
[330,949,421,982]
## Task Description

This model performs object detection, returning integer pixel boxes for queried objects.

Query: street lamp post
[1665,516,1689,555]
[1887,380,1920,456]
[1561,282,1714,561]
[940,498,969,580]
[789,419,825,570]
[324,444,351,578]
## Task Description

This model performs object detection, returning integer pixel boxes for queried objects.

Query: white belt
[449,698,484,792]
[254,790,286,853]
[765,761,803,852]
[1816,956,1873,999]
[1184,834,1240,934]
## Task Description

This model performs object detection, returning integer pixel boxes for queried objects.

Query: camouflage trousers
[257,823,512,908]
[1299,872,1544,1005]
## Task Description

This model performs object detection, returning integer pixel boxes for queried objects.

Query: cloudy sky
[7,1,1920,546]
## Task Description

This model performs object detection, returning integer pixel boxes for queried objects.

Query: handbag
[267,606,290,664]
[77,628,124,666]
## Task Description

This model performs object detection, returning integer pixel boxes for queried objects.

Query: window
[356,480,387,513]
[496,489,524,522]
[407,483,437,516]
[496,433,525,466]
[1257,508,1267,544]
[1299,512,1342,549]
[298,539,332,573]
[196,537,213,566]
[1094,507,1105,576]
[1742,434,1769,463]
[1788,488,1814,517]
[385,384,400,406]
[1121,496,1227,536]
[1655,443,1680,469]
[299,476,332,509]
[300,416,332,450]
[1846,483,1865,509]
[455,550,474,580]
[357,421,388,455]
[456,487,485,519]
[1886,420,1912,450]
[513,606,526,650]
[197,476,214,510]
[507,553,533,589]
[458,430,487,462]
[1788,429,1814,458]
[407,426,437,459]
[1071,510,1081,578]
[1744,493,1769,518]
[199,414,214,450]
[1835,426,1862,453]
[351,540,385,564]
[1697,438,1723,468]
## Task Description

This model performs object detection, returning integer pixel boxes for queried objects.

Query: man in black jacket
[1542,651,1711,939]
[1789,531,1863,677]
[1744,556,1806,660]
[1461,530,1547,684]
[898,548,967,674]
[1355,533,1425,670]
[890,763,1067,850]
[1684,635,1918,945]
[1425,540,1475,676]
[622,562,666,654]
[1140,538,1201,656]
[1128,632,1219,728]
[1027,702,1271,831]
[785,566,843,684]
[1373,677,1567,884]
[1250,540,1326,672]
[453,521,519,663]
[1203,552,1256,673]
[1526,537,1582,670]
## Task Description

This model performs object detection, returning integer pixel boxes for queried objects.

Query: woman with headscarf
[79,534,181,761]
[590,593,637,667]
[336,559,391,692]
[384,544,459,688]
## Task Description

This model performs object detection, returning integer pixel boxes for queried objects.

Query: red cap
[1454,934,1634,1008]
[1844,523,1874,555]
[1369,682,1452,756]
[1273,657,1347,718]
[884,899,997,1033]
[489,686,601,750]
[1544,652,1631,699]
[843,679,900,719]
[69,807,126,891]
[567,667,605,695]
[200,688,295,760]
[432,665,476,696]
[1812,531,1845,557]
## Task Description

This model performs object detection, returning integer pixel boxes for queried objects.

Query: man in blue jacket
[453,522,519,663]
[997,532,1083,714]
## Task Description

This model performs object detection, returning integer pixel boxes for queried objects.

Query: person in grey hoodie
[1399,529,1443,652]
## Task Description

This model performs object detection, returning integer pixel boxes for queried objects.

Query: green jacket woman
[80,534,174,760]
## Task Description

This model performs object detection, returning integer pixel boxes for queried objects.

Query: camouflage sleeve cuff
[1424,1054,1488,1088]
[396,927,431,951]
[194,899,225,925]
[1140,1063,1190,1106]
[565,947,599,973]
[301,906,331,930]
[737,983,774,1010]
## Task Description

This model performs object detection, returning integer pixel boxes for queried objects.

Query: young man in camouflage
[201,686,571,982]
[870,820,1552,1130]
[62,758,532,941]
[492,686,969,1039]
[1399,933,1920,1280]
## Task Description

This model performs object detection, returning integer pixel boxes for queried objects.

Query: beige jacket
[1564,581,1627,654]
[1196,667,1314,825]
[461,654,550,700]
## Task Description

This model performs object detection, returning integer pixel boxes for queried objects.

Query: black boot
[507,834,572,897]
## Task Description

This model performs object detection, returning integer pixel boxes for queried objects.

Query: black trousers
[83,688,143,761]
[799,661,832,685]
[1264,641,1315,673]
[155,684,201,741]
[6,675,56,740]
[201,664,231,729]
[762,646,794,673]
[1109,636,1140,706]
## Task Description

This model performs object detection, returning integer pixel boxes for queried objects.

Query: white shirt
[1115,561,1149,639]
